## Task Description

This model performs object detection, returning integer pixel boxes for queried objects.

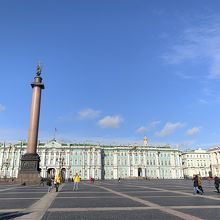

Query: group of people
[193,174,220,195]
[193,174,204,194]
[46,173,81,192]
[46,174,61,192]
[45,173,220,195]
[90,176,95,184]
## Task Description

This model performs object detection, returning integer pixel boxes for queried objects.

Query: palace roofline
[0,139,183,152]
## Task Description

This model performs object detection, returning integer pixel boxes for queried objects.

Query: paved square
[0,180,220,219]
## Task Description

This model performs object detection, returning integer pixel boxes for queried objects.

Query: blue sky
[1,0,220,149]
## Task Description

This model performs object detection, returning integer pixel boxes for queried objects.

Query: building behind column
[0,140,184,180]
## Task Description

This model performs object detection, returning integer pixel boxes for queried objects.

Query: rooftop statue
[36,63,42,76]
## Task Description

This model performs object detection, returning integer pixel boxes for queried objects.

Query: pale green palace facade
[0,140,183,180]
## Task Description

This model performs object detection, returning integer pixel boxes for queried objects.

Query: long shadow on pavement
[0,212,30,220]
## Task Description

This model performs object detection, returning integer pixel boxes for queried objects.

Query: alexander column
[18,64,45,184]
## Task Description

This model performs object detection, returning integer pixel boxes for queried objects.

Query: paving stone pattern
[0,180,220,219]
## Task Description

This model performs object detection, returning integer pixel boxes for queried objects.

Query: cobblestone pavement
[0,180,220,220]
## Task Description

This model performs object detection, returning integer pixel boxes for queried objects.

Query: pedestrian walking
[118,177,121,183]
[208,176,211,184]
[73,173,80,191]
[40,177,44,186]
[193,175,203,195]
[55,174,61,192]
[47,177,52,192]
[198,175,204,193]
[214,176,220,193]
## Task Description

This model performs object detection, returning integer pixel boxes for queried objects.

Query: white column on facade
[45,150,48,167]
[156,152,160,178]
[179,154,184,178]
[88,150,91,178]
[48,152,51,166]
[171,153,175,178]
[132,152,135,166]
[67,150,70,166]
[5,149,9,177]
[217,152,220,164]
[170,153,175,166]
[57,151,61,174]
[7,150,11,177]
[87,151,90,179]
[97,149,101,179]
[17,150,21,169]
[50,152,55,167]
[127,153,130,177]
[132,152,135,176]
[211,152,216,176]
[82,150,85,179]
[92,150,95,178]
[45,169,48,178]
[142,167,146,177]
[97,149,101,166]
[0,149,3,173]
[138,151,141,166]
[143,152,147,167]
[217,152,220,176]
[41,149,45,167]
[176,154,181,178]
[176,153,179,166]
[145,152,148,177]
[113,151,118,179]
[0,149,4,166]
[11,150,16,177]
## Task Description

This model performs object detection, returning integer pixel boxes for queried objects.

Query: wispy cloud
[98,115,123,128]
[155,122,185,137]
[57,108,101,123]
[174,71,196,80]
[136,126,148,134]
[0,104,6,112]
[200,87,220,104]
[136,120,160,134]
[78,108,101,119]
[198,99,208,104]
[163,20,220,78]
[186,126,201,136]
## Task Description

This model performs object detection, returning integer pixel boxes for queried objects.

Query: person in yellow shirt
[55,174,61,192]
[198,175,204,194]
[73,173,80,191]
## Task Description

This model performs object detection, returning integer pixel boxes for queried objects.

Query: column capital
[31,76,45,89]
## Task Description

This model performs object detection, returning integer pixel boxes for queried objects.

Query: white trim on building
[1,140,184,179]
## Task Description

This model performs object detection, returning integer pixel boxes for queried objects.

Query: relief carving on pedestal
[21,161,36,170]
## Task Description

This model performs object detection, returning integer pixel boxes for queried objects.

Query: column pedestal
[17,153,41,184]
